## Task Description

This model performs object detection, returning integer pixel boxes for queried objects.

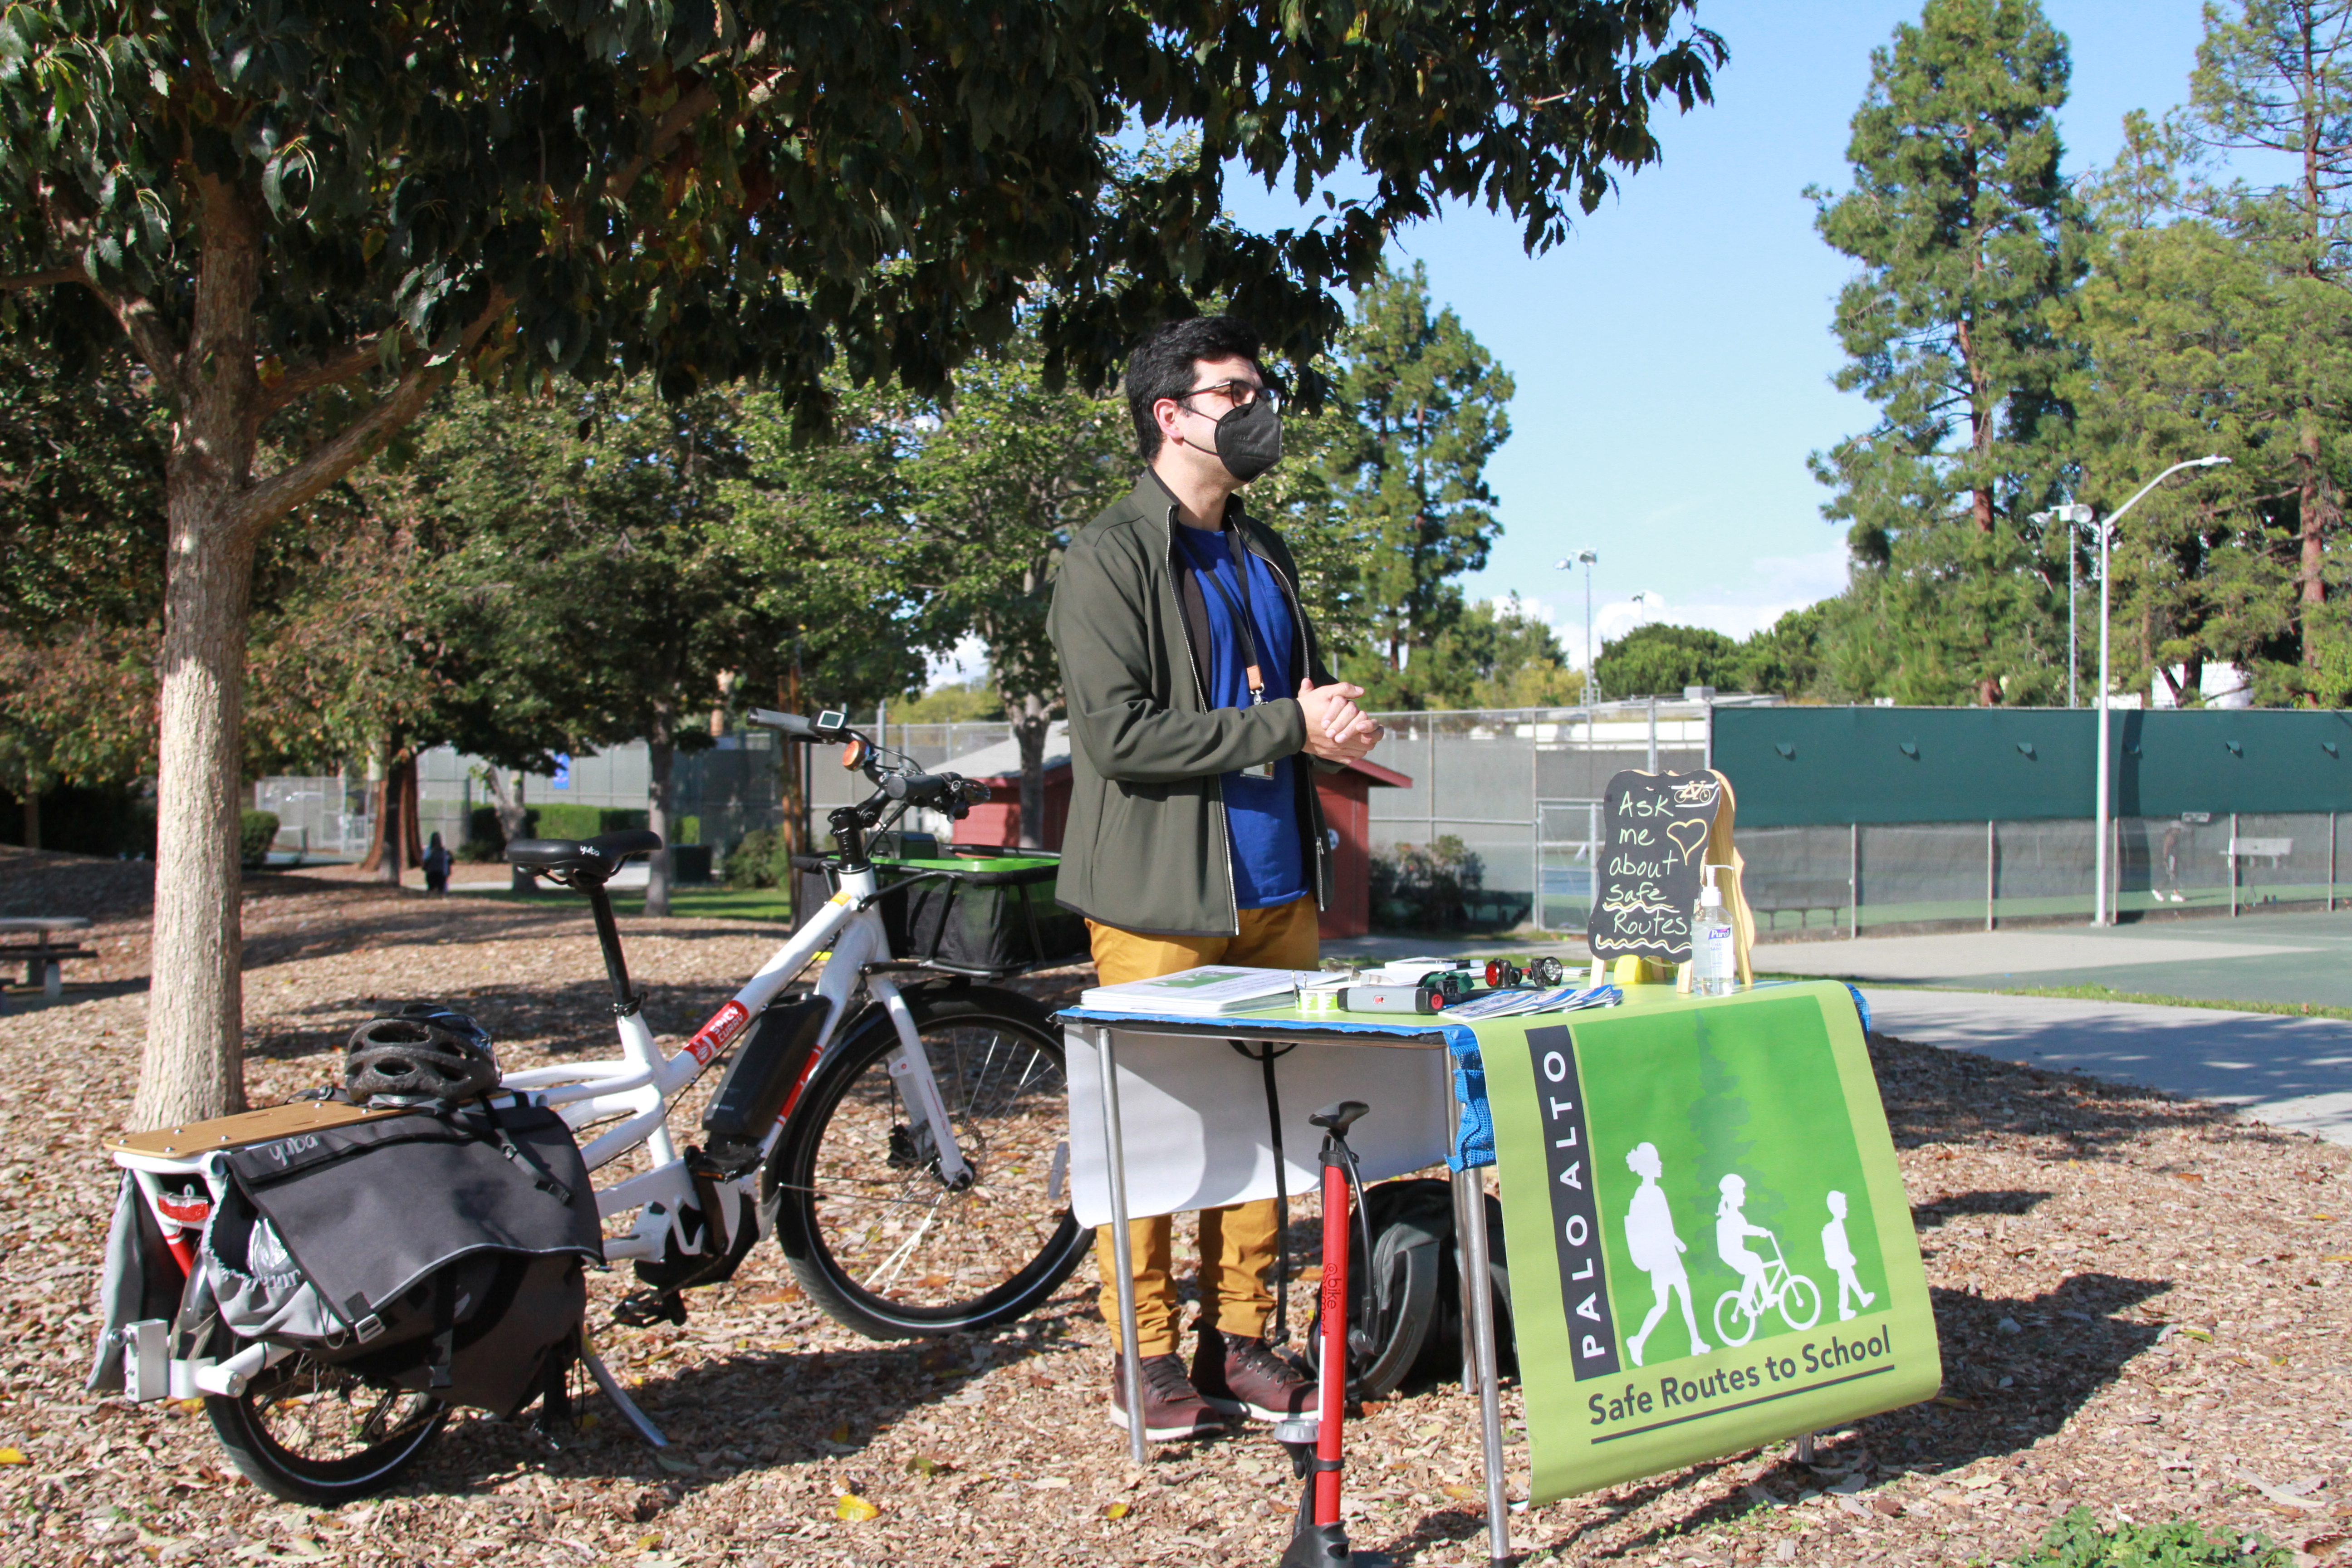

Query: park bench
[1745,878,1851,931]
[0,916,94,1000]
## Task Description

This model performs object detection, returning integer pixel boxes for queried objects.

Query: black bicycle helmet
[344,1003,499,1106]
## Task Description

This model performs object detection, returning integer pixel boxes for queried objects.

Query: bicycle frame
[499,859,968,1266]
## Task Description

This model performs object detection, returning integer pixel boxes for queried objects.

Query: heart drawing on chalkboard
[1665,818,1709,866]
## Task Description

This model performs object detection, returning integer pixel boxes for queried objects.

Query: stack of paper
[1078,966,1311,1016]
[1440,984,1622,1022]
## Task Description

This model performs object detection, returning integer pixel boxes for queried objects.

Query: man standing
[1049,316,1384,1440]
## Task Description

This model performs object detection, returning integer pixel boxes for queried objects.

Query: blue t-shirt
[1170,524,1310,909]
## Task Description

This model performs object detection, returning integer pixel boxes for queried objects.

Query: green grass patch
[2005,1507,2286,1567]
[1751,974,2352,1022]
[1933,981,2352,1022]
[468,884,796,924]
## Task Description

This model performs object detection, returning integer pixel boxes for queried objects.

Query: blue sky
[1219,0,2216,666]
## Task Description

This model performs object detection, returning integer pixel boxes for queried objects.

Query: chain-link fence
[1735,811,2352,938]
[1366,701,1723,929]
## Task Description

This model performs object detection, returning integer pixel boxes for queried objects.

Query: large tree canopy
[0,0,1723,1125]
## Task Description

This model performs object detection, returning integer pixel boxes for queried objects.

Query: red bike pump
[1276,1101,1392,1568]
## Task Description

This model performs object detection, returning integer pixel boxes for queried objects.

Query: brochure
[1441,983,1622,1022]
[1078,965,1313,1017]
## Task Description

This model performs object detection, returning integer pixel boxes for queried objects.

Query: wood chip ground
[1,847,2345,1565]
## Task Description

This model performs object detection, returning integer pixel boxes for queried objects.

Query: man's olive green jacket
[1048,474,1336,936]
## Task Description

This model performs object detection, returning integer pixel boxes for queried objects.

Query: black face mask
[1212,396,1283,482]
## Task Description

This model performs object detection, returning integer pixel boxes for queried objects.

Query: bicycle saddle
[506,829,664,883]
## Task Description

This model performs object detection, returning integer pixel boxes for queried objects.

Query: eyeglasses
[1174,379,1278,413]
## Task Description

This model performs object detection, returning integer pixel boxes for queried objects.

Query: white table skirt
[1063,1024,1453,1228]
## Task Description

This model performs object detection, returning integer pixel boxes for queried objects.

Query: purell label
[686,1000,752,1066]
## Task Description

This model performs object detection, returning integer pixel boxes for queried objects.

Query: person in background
[1048,315,1384,1441]
[421,831,454,895]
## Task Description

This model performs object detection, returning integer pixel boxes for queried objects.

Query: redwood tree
[0,0,1723,1127]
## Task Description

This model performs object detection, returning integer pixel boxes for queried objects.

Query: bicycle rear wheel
[204,1329,448,1505]
[766,985,1093,1339]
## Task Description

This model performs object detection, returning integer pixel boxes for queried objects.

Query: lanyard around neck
[1195,533,1269,703]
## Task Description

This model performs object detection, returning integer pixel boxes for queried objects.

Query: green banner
[1483,981,1940,1503]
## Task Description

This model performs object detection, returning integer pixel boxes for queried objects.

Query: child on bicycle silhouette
[1622,1142,1708,1367]
[1715,1173,1774,1315]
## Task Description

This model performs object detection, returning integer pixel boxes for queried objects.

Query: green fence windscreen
[1716,706,2352,826]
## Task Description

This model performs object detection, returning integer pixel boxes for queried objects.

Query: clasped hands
[1296,678,1384,763]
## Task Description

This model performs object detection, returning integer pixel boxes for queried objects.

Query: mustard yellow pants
[1088,896,1319,1356]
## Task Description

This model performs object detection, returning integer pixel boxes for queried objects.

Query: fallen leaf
[654,1454,696,1474]
[835,1494,880,1522]
[2174,1172,2205,1183]
[1960,1475,2000,1490]
[633,1533,662,1553]
[1031,1477,1072,1490]
[1024,1373,1054,1389]
[0,1448,26,1465]
[2180,1326,2214,1343]
[1442,1485,1475,1500]
[1104,1502,1131,1521]
[2321,1254,2352,1263]
[828,1422,851,1444]
[1870,1497,1904,1517]
[905,1455,953,1478]
[747,1288,802,1305]
[916,1274,951,1288]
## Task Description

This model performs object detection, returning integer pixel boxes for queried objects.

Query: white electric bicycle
[107,709,1089,1502]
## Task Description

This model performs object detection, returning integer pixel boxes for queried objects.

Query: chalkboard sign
[1587,768,1737,964]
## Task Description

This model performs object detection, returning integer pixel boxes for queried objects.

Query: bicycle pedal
[613,1291,688,1328]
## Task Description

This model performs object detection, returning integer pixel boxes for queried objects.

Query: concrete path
[1762,907,2352,1008]
[1861,988,2352,1146]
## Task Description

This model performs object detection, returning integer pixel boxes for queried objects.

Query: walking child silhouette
[1621,1142,1707,1367]
[1822,1190,1875,1320]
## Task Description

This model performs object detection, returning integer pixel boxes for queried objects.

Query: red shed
[944,722,1411,940]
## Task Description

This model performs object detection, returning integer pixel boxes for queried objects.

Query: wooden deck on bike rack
[109,1101,409,1159]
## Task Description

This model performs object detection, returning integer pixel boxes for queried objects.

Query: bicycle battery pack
[700,996,832,1173]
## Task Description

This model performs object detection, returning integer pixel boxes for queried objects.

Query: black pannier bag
[201,1102,604,1416]
[793,846,1088,977]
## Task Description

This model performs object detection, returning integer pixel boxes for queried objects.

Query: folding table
[1058,1004,1511,1566]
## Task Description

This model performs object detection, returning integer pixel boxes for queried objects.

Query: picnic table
[0,916,93,999]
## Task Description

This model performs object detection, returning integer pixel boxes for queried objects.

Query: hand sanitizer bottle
[1692,866,1736,997]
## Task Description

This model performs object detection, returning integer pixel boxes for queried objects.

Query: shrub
[238,810,280,867]
[1370,835,1486,931]
[2009,1508,2286,1567]
[725,827,785,889]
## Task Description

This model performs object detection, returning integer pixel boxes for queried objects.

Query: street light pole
[2080,457,2230,926]
[1556,550,1598,706]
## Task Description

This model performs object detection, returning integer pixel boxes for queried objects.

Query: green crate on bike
[877,852,1089,976]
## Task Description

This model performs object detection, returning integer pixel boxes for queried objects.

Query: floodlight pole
[1558,550,1599,706]
[2081,457,2231,926]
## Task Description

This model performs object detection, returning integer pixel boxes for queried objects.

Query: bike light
[841,739,869,769]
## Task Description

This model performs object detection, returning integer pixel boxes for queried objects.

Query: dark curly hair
[1124,316,1263,459]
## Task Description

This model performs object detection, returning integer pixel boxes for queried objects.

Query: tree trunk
[370,750,414,886]
[2298,412,2335,669]
[1007,691,1053,849]
[20,787,38,851]
[133,503,263,1130]
[402,762,424,869]
[645,705,676,918]
[480,766,531,843]
[780,664,807,924]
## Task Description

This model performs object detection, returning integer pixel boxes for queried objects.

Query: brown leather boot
[1191,1326,1316,1422]
[1106,1352,1230,1441]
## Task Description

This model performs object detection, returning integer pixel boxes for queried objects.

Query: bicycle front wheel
[766,985,1093,1339]
[1778,1274,1823,1331]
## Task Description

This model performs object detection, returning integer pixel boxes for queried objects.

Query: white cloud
[923,636,990,687]
[1497,547,1850,663]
